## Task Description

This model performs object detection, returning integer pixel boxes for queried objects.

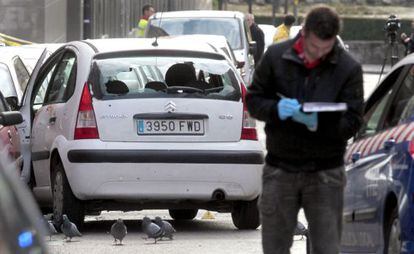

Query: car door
[17,48,50,184]
[375,65,414,251]
[342,65,408,252]
[31,50,77,188]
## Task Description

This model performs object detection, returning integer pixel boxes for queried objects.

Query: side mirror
[236,61,245,69]
[5,96,19,111]
[0,111,23,126]
[249,41,257,55]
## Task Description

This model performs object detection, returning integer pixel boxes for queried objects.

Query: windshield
[90,54,240,101]
[148,17,243,50]
[0,64,17,98]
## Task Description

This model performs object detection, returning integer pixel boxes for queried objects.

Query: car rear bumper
[67,149,263,164]
[61,140,264,202]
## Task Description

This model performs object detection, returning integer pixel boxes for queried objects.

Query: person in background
[401,19,414,55]
[273,14,296,43]
[247,13,265,64]
[246,5,364,254]
[136,4,155,38]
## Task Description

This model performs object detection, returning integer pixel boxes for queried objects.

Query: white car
[19,38,264,229]
[146,11,256,86]
[0,44,61,108]
[258,24,276,52]
[164,34,240,69]
[0,47,32,106]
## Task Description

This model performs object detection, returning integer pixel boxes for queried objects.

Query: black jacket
[250,23,265,64]
[246,36,364,172]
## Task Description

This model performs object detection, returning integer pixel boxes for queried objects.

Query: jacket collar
[282,32,341,66]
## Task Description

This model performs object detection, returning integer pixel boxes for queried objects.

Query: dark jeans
[260,163,346,254]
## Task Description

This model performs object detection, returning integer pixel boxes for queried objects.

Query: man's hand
[277,98,300,120]
[292,108,318,131]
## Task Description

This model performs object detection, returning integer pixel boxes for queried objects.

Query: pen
[276,92,287,99]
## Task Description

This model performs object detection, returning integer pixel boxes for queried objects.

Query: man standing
[273,14,296,43]
[247,13,265,64]
[401,19,414,55]
[137,4,155,38]
[246,6,364,254]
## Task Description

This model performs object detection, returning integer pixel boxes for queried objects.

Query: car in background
[0,44,61,108]
[163,34,240,68]
[146,11,256,86]
[0,47,32,105]
[20,37,264,230]
[290,25,349,51]
[258,24,276,52]
[341,53,414,253]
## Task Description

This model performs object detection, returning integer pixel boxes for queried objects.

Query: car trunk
[93,97,243,142]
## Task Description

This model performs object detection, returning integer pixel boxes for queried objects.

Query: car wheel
[384,208,401,254]
[52,162,84,229]
[231,198,260,230]
[169,209,198,220]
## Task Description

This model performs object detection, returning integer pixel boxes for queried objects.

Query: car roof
[0,43,62,68]
[81,38,225,57]
[166,34,230,47]
[151,10,245,19]
[377,52,414,83]
[0,46,43,61]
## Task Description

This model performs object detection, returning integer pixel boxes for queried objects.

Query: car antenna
[152,10,163,47]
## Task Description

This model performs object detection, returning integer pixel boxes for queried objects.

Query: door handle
[351,152,361,163]
[49,117,57,124]
[383,139,395,151]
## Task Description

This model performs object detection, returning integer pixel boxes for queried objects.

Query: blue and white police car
[342,54,414,254]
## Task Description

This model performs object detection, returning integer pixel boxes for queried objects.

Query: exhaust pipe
[212,189,225,201]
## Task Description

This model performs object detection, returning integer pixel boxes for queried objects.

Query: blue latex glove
[277,98,300,120]
[292,108,318,131]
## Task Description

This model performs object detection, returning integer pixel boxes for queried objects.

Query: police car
[342,54,414,254]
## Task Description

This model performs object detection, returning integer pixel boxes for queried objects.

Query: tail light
[240,83,258,140]
[74,83,99,139]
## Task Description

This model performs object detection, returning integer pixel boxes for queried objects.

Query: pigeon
[110,218,127,245]
[60,214,82,241]
[46,219,58,240]
[294,221,309,240]
[154,216,176,240]
[142,216,163,244]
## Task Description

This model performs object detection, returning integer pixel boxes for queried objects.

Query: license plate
[137,119,204,135]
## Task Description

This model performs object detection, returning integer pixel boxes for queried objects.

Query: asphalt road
[45,73,379,254]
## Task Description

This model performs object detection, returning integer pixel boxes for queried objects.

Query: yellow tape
[0,33,33,46]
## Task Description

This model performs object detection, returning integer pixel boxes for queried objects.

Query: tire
[384,208,401,254]
[169,209,198,220]
[52,162,84,229]
[231,198,260,230]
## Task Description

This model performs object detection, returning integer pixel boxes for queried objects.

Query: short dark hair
[284,14,296,26]
[303,5,340,39]
[142,4,153,15]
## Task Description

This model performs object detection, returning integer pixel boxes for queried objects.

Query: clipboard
[302,102,347,113]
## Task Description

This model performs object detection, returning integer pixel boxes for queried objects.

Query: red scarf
[293,36,321,69]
